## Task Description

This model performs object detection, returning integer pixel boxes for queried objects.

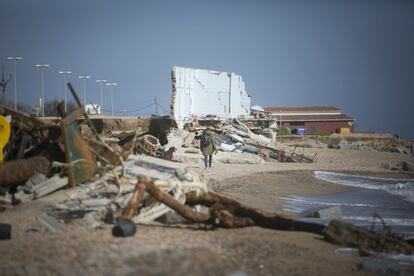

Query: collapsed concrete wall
[171,66,251,128]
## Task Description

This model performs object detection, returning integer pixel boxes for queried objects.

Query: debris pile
[1,83,412,258]
[164,118,316,164]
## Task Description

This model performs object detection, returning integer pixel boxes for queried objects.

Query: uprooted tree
[0,65,12,104]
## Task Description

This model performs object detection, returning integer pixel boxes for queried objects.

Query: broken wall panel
[171,66,251,128]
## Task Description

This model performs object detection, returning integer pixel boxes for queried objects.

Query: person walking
[200,127,217,169]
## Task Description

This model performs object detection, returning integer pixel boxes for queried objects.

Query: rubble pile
[165,118,315,164]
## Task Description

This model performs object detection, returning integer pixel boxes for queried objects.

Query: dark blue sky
[1,0,413,138]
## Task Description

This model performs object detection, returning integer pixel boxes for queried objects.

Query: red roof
[270,114,354,122]
[264,106,341,113]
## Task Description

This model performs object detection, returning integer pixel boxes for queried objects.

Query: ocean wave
[343,216,414,226]
[279,196,376,207]
[314,171,414,203]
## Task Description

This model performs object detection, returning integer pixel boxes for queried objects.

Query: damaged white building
[171,66,251,128]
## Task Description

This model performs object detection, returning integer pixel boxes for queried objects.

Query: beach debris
[300,206,343,220]
[323,220,414,255]
[112,219,137,237]
[24,174,68,199]
[0,156,51,187]
[334,247,359,257]
[0,223,11,240]
[61,107,98,187]
[0,115,11,162]
[402,161,414,172]
[135,134,163,157]
[36,213,65,233]
[164,119,314,164]
[358,255,414,276]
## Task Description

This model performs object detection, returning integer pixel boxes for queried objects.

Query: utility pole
[155,96,158,116]
[35,64,50,117]
[96,80,107,115]
[77,75,90,105]
[106,82,117,117]
[58,70,72,112]
[7,57,23,110]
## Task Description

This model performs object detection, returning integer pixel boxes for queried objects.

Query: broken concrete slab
[394,145,411,154]
[36,213,65,233]
[33,175,68,199]
[80,198,111,209]
[228,133,244,143]
[220,143,236,152]
[300,206,343,220]
[124,154,187,181]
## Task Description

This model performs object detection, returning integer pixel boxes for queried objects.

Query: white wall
[171,66,251,128]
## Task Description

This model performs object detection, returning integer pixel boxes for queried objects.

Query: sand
[1,148,413,275]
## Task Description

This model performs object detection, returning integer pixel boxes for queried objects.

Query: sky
[1,0,413,138]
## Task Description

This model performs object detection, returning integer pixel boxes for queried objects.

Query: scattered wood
[323,220,414,255]
[185,191,324,234]
[115,178,414,255]
[119,176,147,220]
[143,176,210,223]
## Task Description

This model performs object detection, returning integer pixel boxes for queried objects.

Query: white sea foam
[279,196,376,207]
[314,171,414,203]
[343,216,414,226]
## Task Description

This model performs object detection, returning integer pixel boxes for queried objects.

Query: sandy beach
[1,148,414,276]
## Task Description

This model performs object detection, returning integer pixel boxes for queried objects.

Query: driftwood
[323,219,414,255]
[143,177,210,223]
[117,177,414,255]
[119,176,147,220]
[185,191,324,233]
[0,156,51,187]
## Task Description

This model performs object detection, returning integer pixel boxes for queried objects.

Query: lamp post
[35,64,50,117]
[96,80,107,115]
[106,82,117,117]
[77,75,90,105]
[7,57,23,110]
[58,70,72,112]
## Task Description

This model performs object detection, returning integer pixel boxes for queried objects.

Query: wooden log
[0,156,51,187]
[143,178,210,223]
[323,219,414,255]
[119,176,147,220]
[185,191,325,234]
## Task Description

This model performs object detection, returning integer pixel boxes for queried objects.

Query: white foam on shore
[314,171,414,203]
[343,216,414,226]
[279,196,376,207]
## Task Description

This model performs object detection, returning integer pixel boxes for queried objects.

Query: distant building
[264,106,354,134]
[84,104,101,115]
[171,66,251,128]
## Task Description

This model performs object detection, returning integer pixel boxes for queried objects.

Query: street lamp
[7,57,23,110]
[58,70,72,112]
[96,80,107,115]
[106,82,117,117]
[77,75,91,105]
[35,64,50,117]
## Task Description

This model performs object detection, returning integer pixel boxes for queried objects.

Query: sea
[281,171,414,275]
